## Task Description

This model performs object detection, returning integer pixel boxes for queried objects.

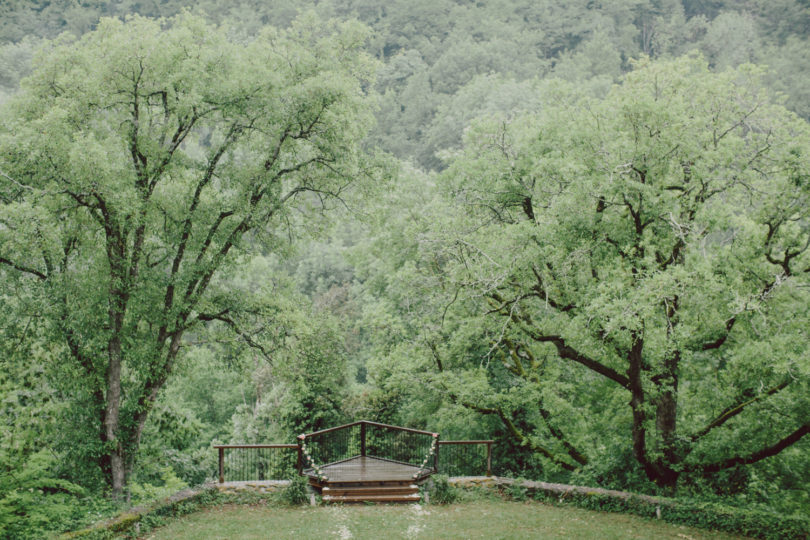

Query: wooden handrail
[213,444,298,449]
[298,420,437,439]
[438,440,495,445]
[362,420,438,437]
[298,421,363,438]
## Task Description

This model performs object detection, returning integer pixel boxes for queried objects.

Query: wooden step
[323,484,418,497]
[326,479,415,487]
[321,482,420,503]
[322,493,421,503]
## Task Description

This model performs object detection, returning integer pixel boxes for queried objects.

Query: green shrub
[428,474,459,504]
[505,477,529,502]
[523,483,810,540]
[128,467,188,505]
[0,449,93,539]
[662,500,809,540]
[278,475,310,506]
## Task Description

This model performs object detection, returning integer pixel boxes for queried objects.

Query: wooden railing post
[360,421,366,457]
[297,435,304,475]
[218,447,224,484]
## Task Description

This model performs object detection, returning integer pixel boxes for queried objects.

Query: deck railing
[297,420,439,479]
[298,422,363,475]
[213,428,493,483]
[438,440,494,477]
[213,444,298,483]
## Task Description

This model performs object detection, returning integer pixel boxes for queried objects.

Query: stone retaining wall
[213,479,290,495]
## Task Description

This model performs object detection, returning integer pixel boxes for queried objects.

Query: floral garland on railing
[300,437,328,482]
[412,433,439,479]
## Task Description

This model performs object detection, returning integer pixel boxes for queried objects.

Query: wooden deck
[306,456,425,484]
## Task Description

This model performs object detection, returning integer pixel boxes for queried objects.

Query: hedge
[492,478,809,540]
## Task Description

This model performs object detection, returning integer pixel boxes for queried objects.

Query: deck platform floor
[308,456,425,483]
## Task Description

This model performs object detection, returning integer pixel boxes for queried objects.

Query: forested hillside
[1,2,808,538]
[3,1,810,168]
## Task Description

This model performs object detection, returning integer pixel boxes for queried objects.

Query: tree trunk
[105,333,125,499]
[654,350,680,493]
[96,389,112,487]
[627,333,653,478]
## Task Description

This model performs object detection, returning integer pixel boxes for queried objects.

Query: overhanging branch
[701,317,737,351]
[530,333,631,390]
[0,256,47,280]
[458,397,579,472]
[197,311,273,362]
[689,423,810,474]
[690,379,792,443]
[486,293,629,389]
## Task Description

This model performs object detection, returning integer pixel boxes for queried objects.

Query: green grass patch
[146,500,749,539]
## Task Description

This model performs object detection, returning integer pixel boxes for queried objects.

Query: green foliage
[504,477,529,502]
[277,475,310,506]
[0,10,378,499]
[0,450,86,539]
[5,1,810,170]
[1,2,810,538]
[527,488,810,540]
[0,448,123,539]
[220,265,351,441]
[427,474,459,504]
[432,54,810,491]
[0,36,40,103]
[128,467,188,505]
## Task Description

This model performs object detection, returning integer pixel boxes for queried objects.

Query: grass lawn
[144,500,749,539]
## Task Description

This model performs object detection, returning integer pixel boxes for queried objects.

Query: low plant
[277,475,310,506]
[427,474,459,504]
[0,449,101,540]
[525,484,810,540]
[505,477,529,502]
[128,467,188,505]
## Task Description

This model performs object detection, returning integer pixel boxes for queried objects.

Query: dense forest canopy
[0,1,809,538]
[3,1,810,167]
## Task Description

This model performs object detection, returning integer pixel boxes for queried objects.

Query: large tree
[0,13,377,498]
[440,56,810,490]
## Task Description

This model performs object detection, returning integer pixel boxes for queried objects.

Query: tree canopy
[0,12,377,499]
[431,56,810,489]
